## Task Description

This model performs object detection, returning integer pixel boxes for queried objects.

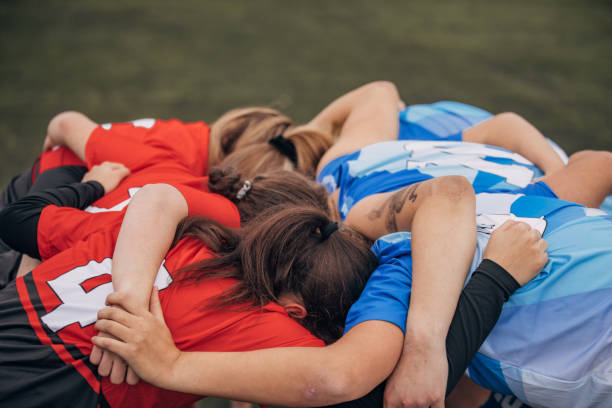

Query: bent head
[237,205,377,344]
[208,107,289,167]
[209,107,333,178]
[177,169,376,343]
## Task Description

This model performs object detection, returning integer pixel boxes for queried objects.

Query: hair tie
[320,221,339,241]
[236,180,252,200]
[269,135,297,165]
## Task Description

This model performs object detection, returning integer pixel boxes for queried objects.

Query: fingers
[98,350,114,377]
[95,317,133,341]
[126,367,141,385]
[149,287,165,322]
[98,305,137,328]
[91,335,130,361]
[90,344,103,365]
[103,161,130,177]
[109,356,128,385]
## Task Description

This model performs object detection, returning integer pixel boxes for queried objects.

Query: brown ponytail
[208,107,294,168]
[177,205,377,344]
[209,106,333,178]
[207,166,329,224]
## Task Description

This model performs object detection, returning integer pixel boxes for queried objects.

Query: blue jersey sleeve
[344,233,413,334]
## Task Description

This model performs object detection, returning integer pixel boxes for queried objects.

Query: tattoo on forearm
[375,184,419,233]
[407,184,418,203]
[385,184,418,232]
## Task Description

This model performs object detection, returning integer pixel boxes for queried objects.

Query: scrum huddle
[0,82,611,408]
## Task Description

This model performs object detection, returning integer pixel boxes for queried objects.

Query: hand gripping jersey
[345,192,612,408]
[0,200,323,407]
[318,140,549,220]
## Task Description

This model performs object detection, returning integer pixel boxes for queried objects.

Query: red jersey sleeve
[37,206,123,261]
[172,184,241,228]
[85,119,209,176]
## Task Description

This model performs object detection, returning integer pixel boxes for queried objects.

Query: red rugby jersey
[79,119,240,227]
[15,202,322,407]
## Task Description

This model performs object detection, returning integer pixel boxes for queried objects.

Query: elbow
[364,80,400,100]
[47,111,89,141]
[430,176,474,200]
[135,184,188,216]
[496,111,528,127]
[136,183,176,206]
[301,365,373,405]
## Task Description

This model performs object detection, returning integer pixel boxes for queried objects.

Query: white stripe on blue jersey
[317,140,544,220]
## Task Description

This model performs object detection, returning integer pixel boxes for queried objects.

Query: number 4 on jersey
[41,258,171,332]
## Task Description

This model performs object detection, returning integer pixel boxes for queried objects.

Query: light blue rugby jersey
[398,101,492,141]
[345,193,612,408]
[317,140,546,220]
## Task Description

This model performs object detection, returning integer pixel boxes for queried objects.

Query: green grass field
[0,1,610,406]
[1,0,611,188]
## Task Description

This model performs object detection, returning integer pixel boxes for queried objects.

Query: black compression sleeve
[29,165,88,193]
[445,259,520,394]
[325,259,520,408]
[0,181,104,259]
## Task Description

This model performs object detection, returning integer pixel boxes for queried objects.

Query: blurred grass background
[1,0,611,189]
[0,0,610,405]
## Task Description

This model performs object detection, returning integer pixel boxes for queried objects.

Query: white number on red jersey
[41,258,171,332]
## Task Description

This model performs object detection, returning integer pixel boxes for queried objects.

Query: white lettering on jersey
[85,187,140,213]
[403,141,535,187]
[476,213,547,235]
[99,118,156,131]
[131,118,156,129]
[41,258,172,332]
[474,192,546,235]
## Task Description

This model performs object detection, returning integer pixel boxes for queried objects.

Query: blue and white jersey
[317,140,545,220]
[345,193,612,408]
[398,101,492,141]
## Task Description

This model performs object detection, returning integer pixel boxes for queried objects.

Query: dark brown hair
[206,166,330,224]
[176,205,377,344]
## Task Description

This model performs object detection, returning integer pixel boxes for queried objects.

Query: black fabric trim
[445,259,519,394]
[29,165,88,194]
[23,267,112,407]
[0,181,105,259]
[23,274,95,366]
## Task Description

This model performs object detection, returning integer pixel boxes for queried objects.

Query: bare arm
[44,111,98,161]
[95,289,403,406]
[346,176,475,338]
[110,183,188,309]
[346,176,476,408]
[310,81,401,173]
[90,183,188,384]
[462,112,565,174]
